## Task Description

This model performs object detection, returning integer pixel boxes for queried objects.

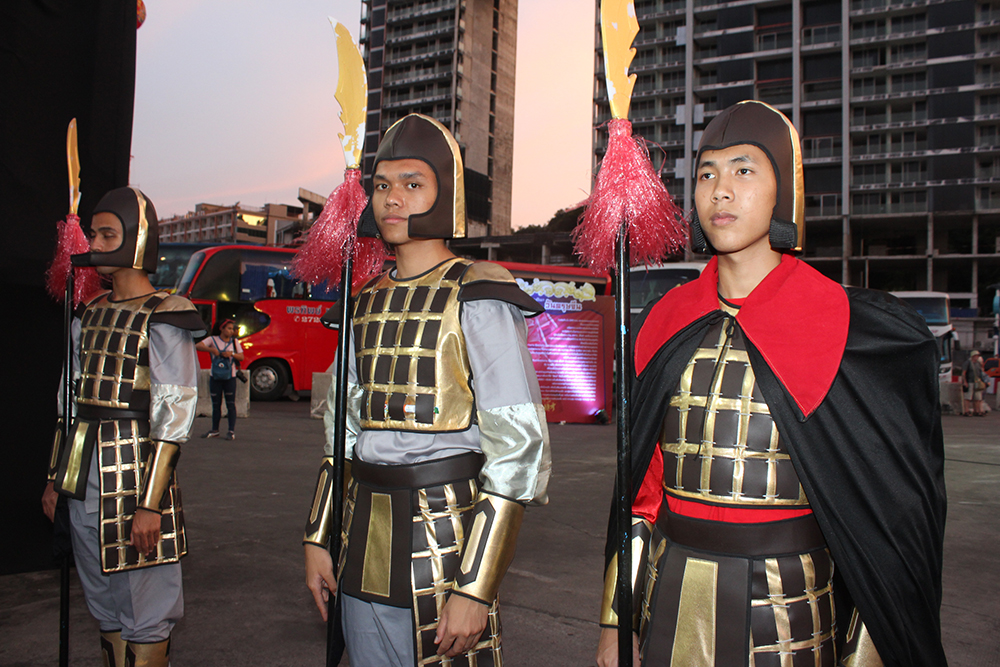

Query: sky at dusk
[130,1,596,229]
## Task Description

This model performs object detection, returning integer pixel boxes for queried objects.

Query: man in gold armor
[304,114,551,667]
[42,187,204,667]
[596,101,947,667]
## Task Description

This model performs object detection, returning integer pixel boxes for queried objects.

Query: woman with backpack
[196,318,244,440]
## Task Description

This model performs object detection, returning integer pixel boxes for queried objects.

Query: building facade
[159,202,306,247]
[594,0,1000,314]
[360,0,518,236]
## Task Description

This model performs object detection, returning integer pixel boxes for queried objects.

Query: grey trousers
[69,499,183,643]
[341,593,415,667]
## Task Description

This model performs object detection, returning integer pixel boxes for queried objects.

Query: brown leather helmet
[358,113,466,240]
[72,187,159,273]
[690,100,804,254]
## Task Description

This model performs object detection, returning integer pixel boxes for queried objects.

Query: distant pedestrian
[963,351,988,416]
[197,319,244,440]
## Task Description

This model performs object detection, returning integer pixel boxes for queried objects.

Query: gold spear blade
[600,0,640,120]
[331,20,367,170]
[67,118,81,215]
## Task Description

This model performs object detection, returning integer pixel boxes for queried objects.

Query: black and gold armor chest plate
[660,312,809,508]
[78,293,166,412]
[353,258,474,432]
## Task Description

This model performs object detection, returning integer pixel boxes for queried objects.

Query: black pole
[59,270,74,667]
[615,223,633,667]
[326,252,353,667]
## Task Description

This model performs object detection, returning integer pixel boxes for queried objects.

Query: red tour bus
[177,245,614,422]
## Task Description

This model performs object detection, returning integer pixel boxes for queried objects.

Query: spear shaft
[326,252,353,667]
[615,224,633,667]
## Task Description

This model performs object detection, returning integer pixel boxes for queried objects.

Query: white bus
[891,291,955,381]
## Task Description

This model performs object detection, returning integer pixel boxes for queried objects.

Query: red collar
[635,254,850,417]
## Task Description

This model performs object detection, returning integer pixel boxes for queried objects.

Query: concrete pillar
[927,212,934,290]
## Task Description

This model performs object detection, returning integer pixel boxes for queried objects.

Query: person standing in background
[197,318,244,440]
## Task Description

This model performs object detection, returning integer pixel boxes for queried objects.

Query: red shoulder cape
[635,254,850,418]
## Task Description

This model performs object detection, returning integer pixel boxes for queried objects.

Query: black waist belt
[76,404,148,421]
[351,451,484,490]
[658,506,826,557]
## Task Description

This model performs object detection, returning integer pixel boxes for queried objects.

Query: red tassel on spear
[573,118,687,273]
[46,119,100,305]
[292,168,386,290]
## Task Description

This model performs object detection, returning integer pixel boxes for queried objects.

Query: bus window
[629,263,707,314]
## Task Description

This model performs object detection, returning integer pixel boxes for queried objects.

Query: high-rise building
[594,0,1000,315]
[360,0,518,236]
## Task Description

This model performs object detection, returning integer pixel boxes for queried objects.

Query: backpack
[211,337,234,380]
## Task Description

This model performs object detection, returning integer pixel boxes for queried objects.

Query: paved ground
[2,401,997,666]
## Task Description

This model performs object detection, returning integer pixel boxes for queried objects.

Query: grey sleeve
[56,317,82,417]
[148,322,199,444]
[323,325,362,459]
[463,300,551,505]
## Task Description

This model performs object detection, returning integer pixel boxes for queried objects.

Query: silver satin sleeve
[323,365,362,460]
[56,317,82,417]
[465,300,551,505]
[148,323,198,444]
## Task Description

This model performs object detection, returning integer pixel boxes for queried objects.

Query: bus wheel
[249,359,288,401]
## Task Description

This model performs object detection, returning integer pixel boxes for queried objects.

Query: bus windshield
[899,297,950,325]
[151,243,215,290]
[629,265,704,311]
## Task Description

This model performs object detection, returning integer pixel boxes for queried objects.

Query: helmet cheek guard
[692,100,804,254]
[72,187,159,273]
[369,114,466,240]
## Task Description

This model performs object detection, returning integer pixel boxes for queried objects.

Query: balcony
[977,198,1000,211]
[757,31,793,52]
[977,71,1000,86]
[384,66,452,86]
[806,194,843,217]
[804,80,841,102]
[386,24,455,46]
[852,141,929,156]
[382,91,453,110]
[977,165,1000,179]
[757,84,792,106]
[802,24,841,46]
[853,200,928,215]
[803,136,842,159]
[387,0,456,22]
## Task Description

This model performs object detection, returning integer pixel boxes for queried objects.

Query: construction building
[360,0,518,236]
[594,0,1000,318]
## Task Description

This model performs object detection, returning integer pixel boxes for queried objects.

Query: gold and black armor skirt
[339,453,502,667]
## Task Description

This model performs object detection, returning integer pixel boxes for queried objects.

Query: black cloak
[615,254,947,667]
